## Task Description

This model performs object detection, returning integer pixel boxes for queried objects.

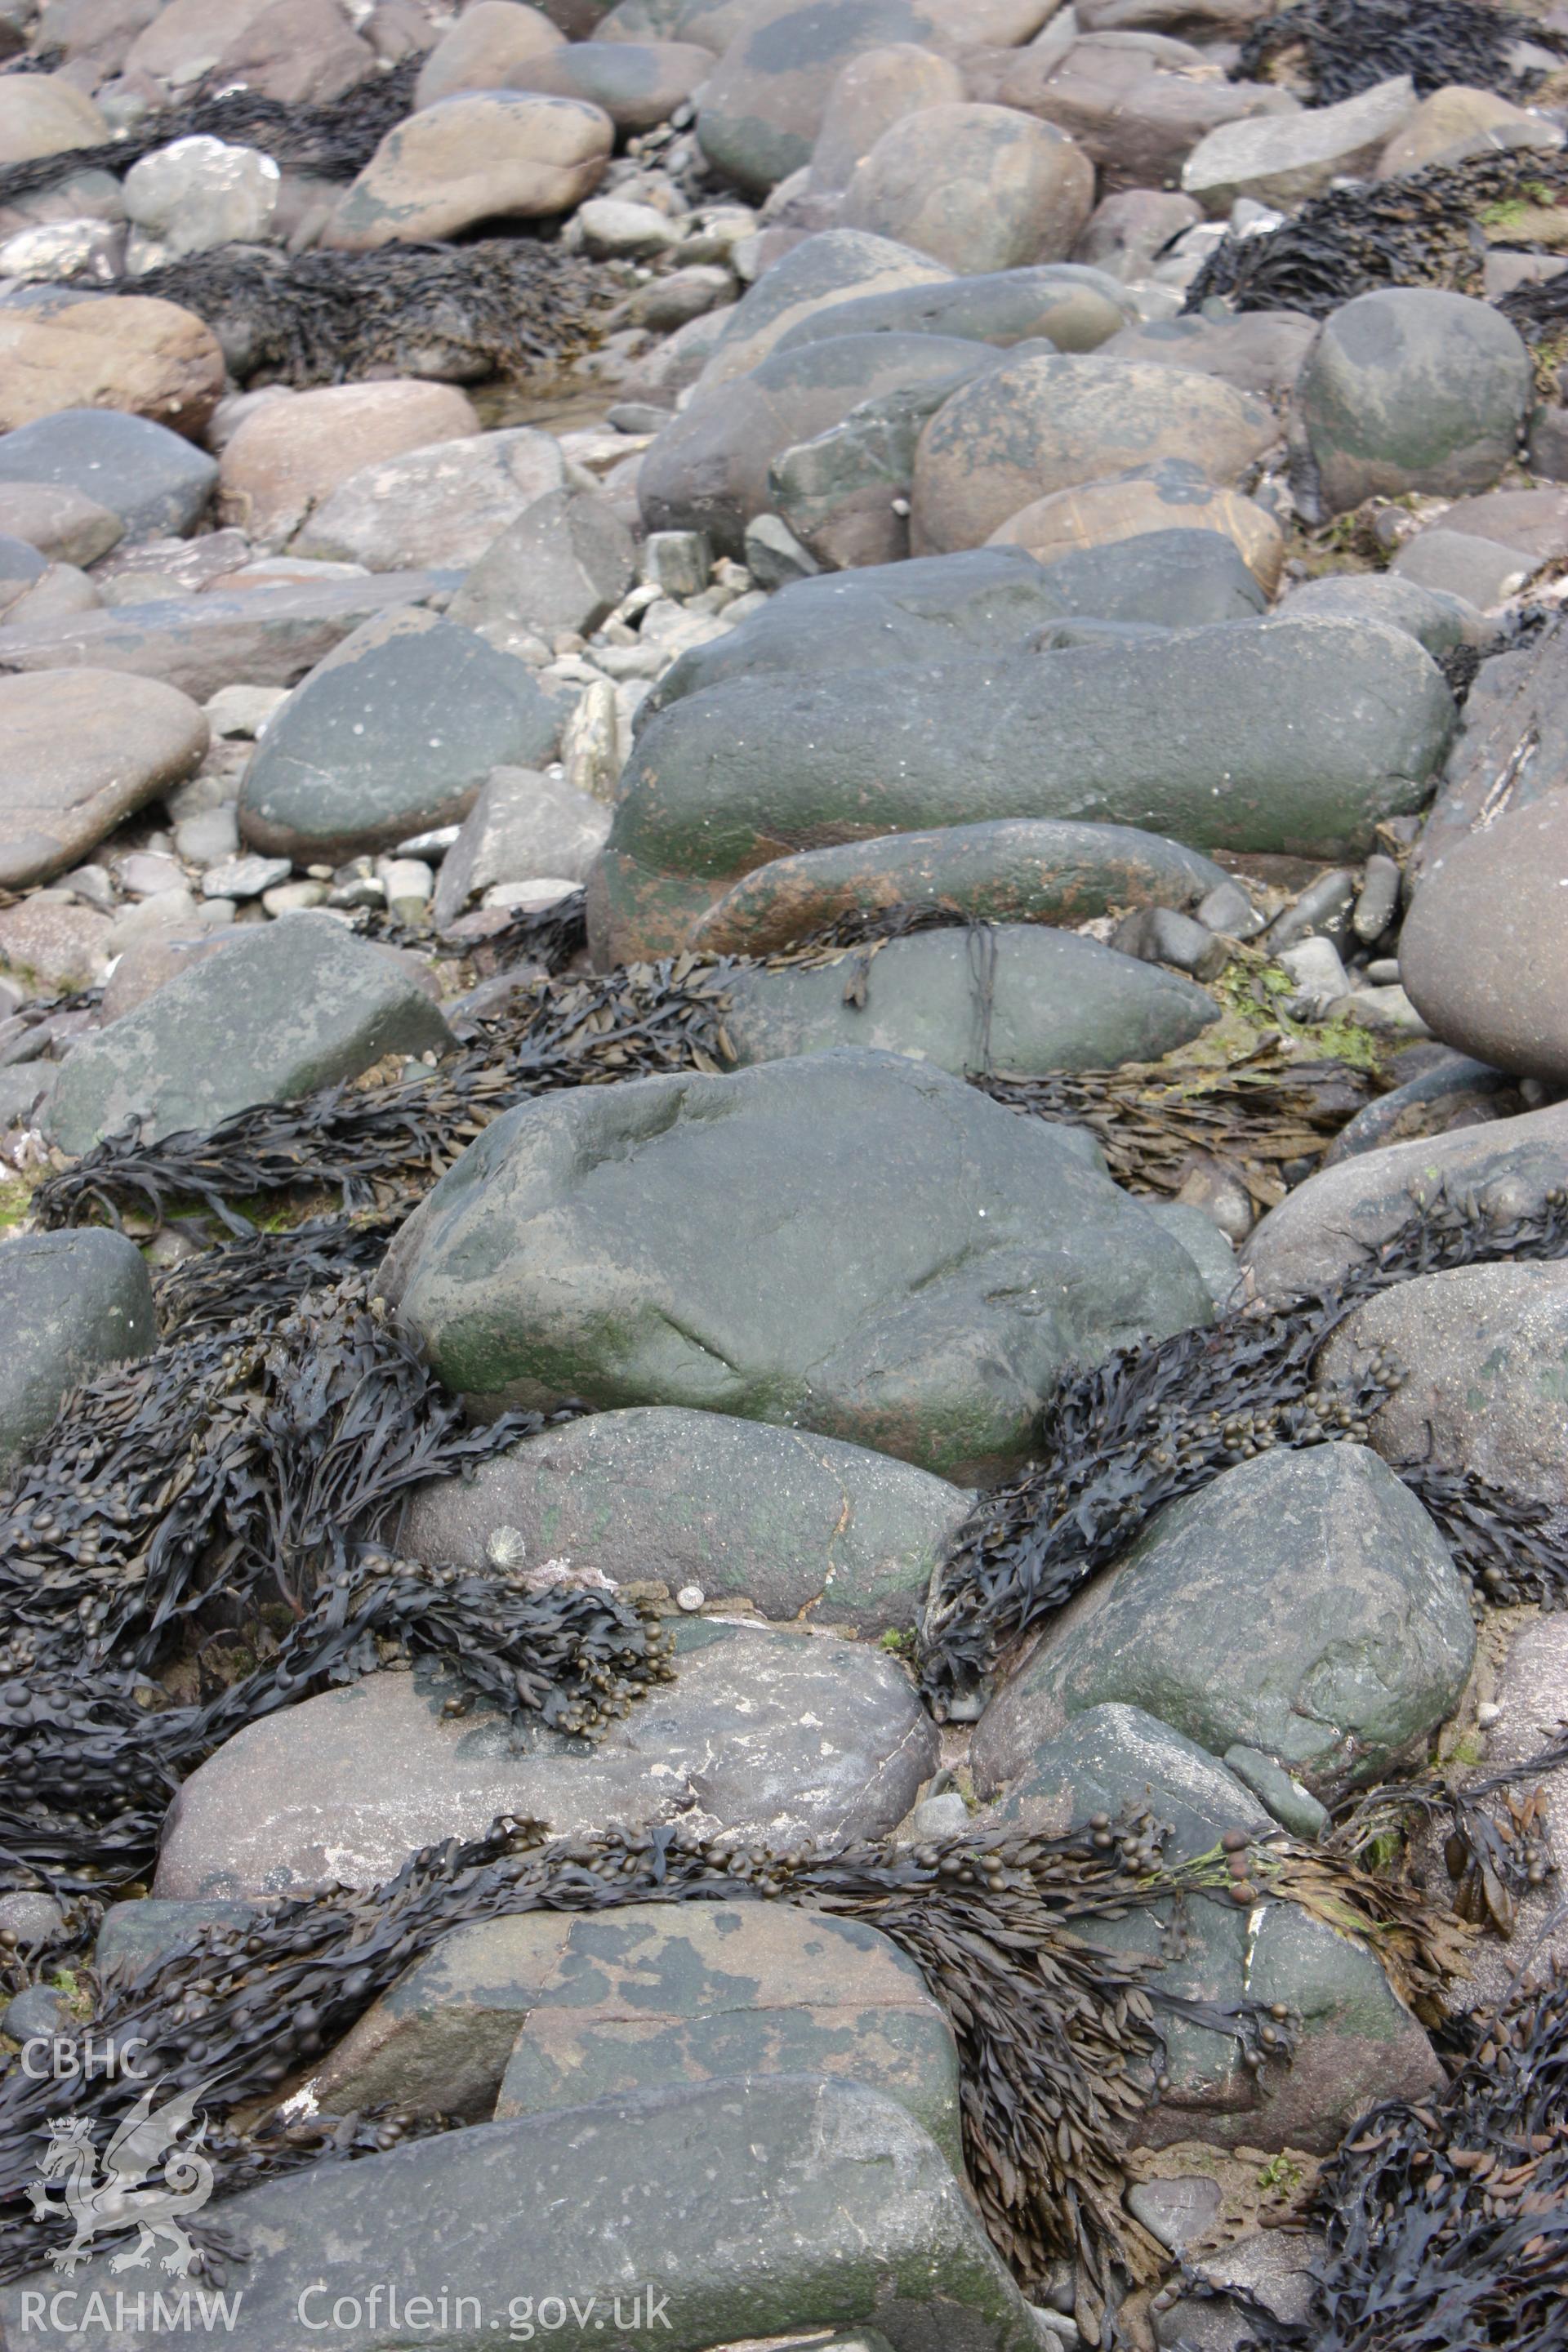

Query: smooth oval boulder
[376,1049,1213,1480]
[840,101,1094,272]
[403,1403,973,1630]
[774,262,1134,357]
[1291,289,1534,523]
[696,0,948,197]
[0,74,105,163]
[1240,1100,1568,1302]
[639,329,996,555]
[238,607,560,863]
[324,91,614,249]
[1318,1261,1568,1505]
[689,816,1230,953]
[1401,789,1568,1082]
[989,469,1284,590]
[47,915,452,1155]
[995,519,1269,617]
[0,408,216,540]
[0,668,207,889]
[1275,570,1490,656]
[413,0,564,107]
[697,227,951,389]
[806,38,966,193]
[155,1628,939,1895]
[972,1445,1474,1795]
[0,1230,156,1477]
[0,295,225,439]
[216,380,481,546]
[722,923,1218,1074]
[596,617,1454,958]
[914,351,1278,552]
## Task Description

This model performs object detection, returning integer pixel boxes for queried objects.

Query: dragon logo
[26,2079,216,2278]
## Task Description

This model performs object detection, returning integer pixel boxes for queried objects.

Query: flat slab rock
[47,913,452,1156]
[972,1445,1474,1796]
[302,1901,963,2172]
[376,1049,1213,1482]
[402,1404,973,1633]
[0,666,207,889]
[0,2080,1046,2352]
[0,1228,154,1477]
[153,1625,939,1899]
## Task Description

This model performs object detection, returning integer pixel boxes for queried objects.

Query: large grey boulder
[1401,789,1568,1082]
[722,923,1218,1073]
[238,606,560,862]
[1180,74,1416,212]
[689,817,1231,955]
[0,1229,156,1476]
[292,426,567,572]
[1290,289,1534,522]
[1317,1262,1568,1505]
[448,486,636,647]
[598,617,1453,958]
[972,1446,1474,1794]
[1412,617,1568,884]
[155,1626,939,1897]
[697,0,949,196]
[403,1405,973,1631]
[1240,1100,1568,1300]
[306,1901,962,2169]
[0,406,216,538]
[1275,570,1490,656]
[977,1704,1441,2151]
[695,227,951,388]
[0,2079,1049,2352]
[376,1049,1213,1480]
[839,101,1094,273]
[773,263,1134,356]
[912,350,1277,552]
[638,329,999,555]
[47,915,452,1155]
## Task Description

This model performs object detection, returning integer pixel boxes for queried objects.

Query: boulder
[413,0,565,108]
[376,1049,1212,1480]
[0,74,104,163]
[689,817,1229,953]
[1388,526,1539,611]
[0,893,112,994]
[0,2081,1047,2352]
[238,607,560,863]
[0,408,214,539]
[291,426,566,572]
[448,485,636,647]
[500,38,717,127]
[639,328,996,555]
[990,476,1283,591]
[1318,1262,1568,1504]
[1181,74,1417,212]
[1401,789,1568,1081]
[310,1902,961,2166]
[47,913,452,1156]
[403,1404,971,1630]
[840,102,1094,273]
[1377,82,1561,179]
[0,569,461,702]
[1413,618,1568,883]
[977,1703,1440,2153]
[971,40,1298,193]
[0,668,207,889]
[0,480,122,566]
[1291,289,1534,522]
[1274,571,1490,656]
[721,923,1218,1074]
[431,765,610,924]
[154,1628,940,1896]
[599,617,1453,957]
[0,296,225,439]
[124,0,282,87]
[324,91,613,249]
[773,261,1134,356]
[205,0,378,101]
[696,0,949,197]
[1098,310,1316,397]
[973,1445,1474,1794]
[0,1230,155,1477]
[1421,486,1568,559]
[1239,1100,1568,1300]
[1072,186,1202,279]
[216,381,481,546]
[807,40,965,192]
[913,351,1277,552]
[697,225,951,388]
[123,136,280,264]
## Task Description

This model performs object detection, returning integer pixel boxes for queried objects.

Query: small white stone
[676,1584,705,1613]
[1477,1701,1502,1726]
